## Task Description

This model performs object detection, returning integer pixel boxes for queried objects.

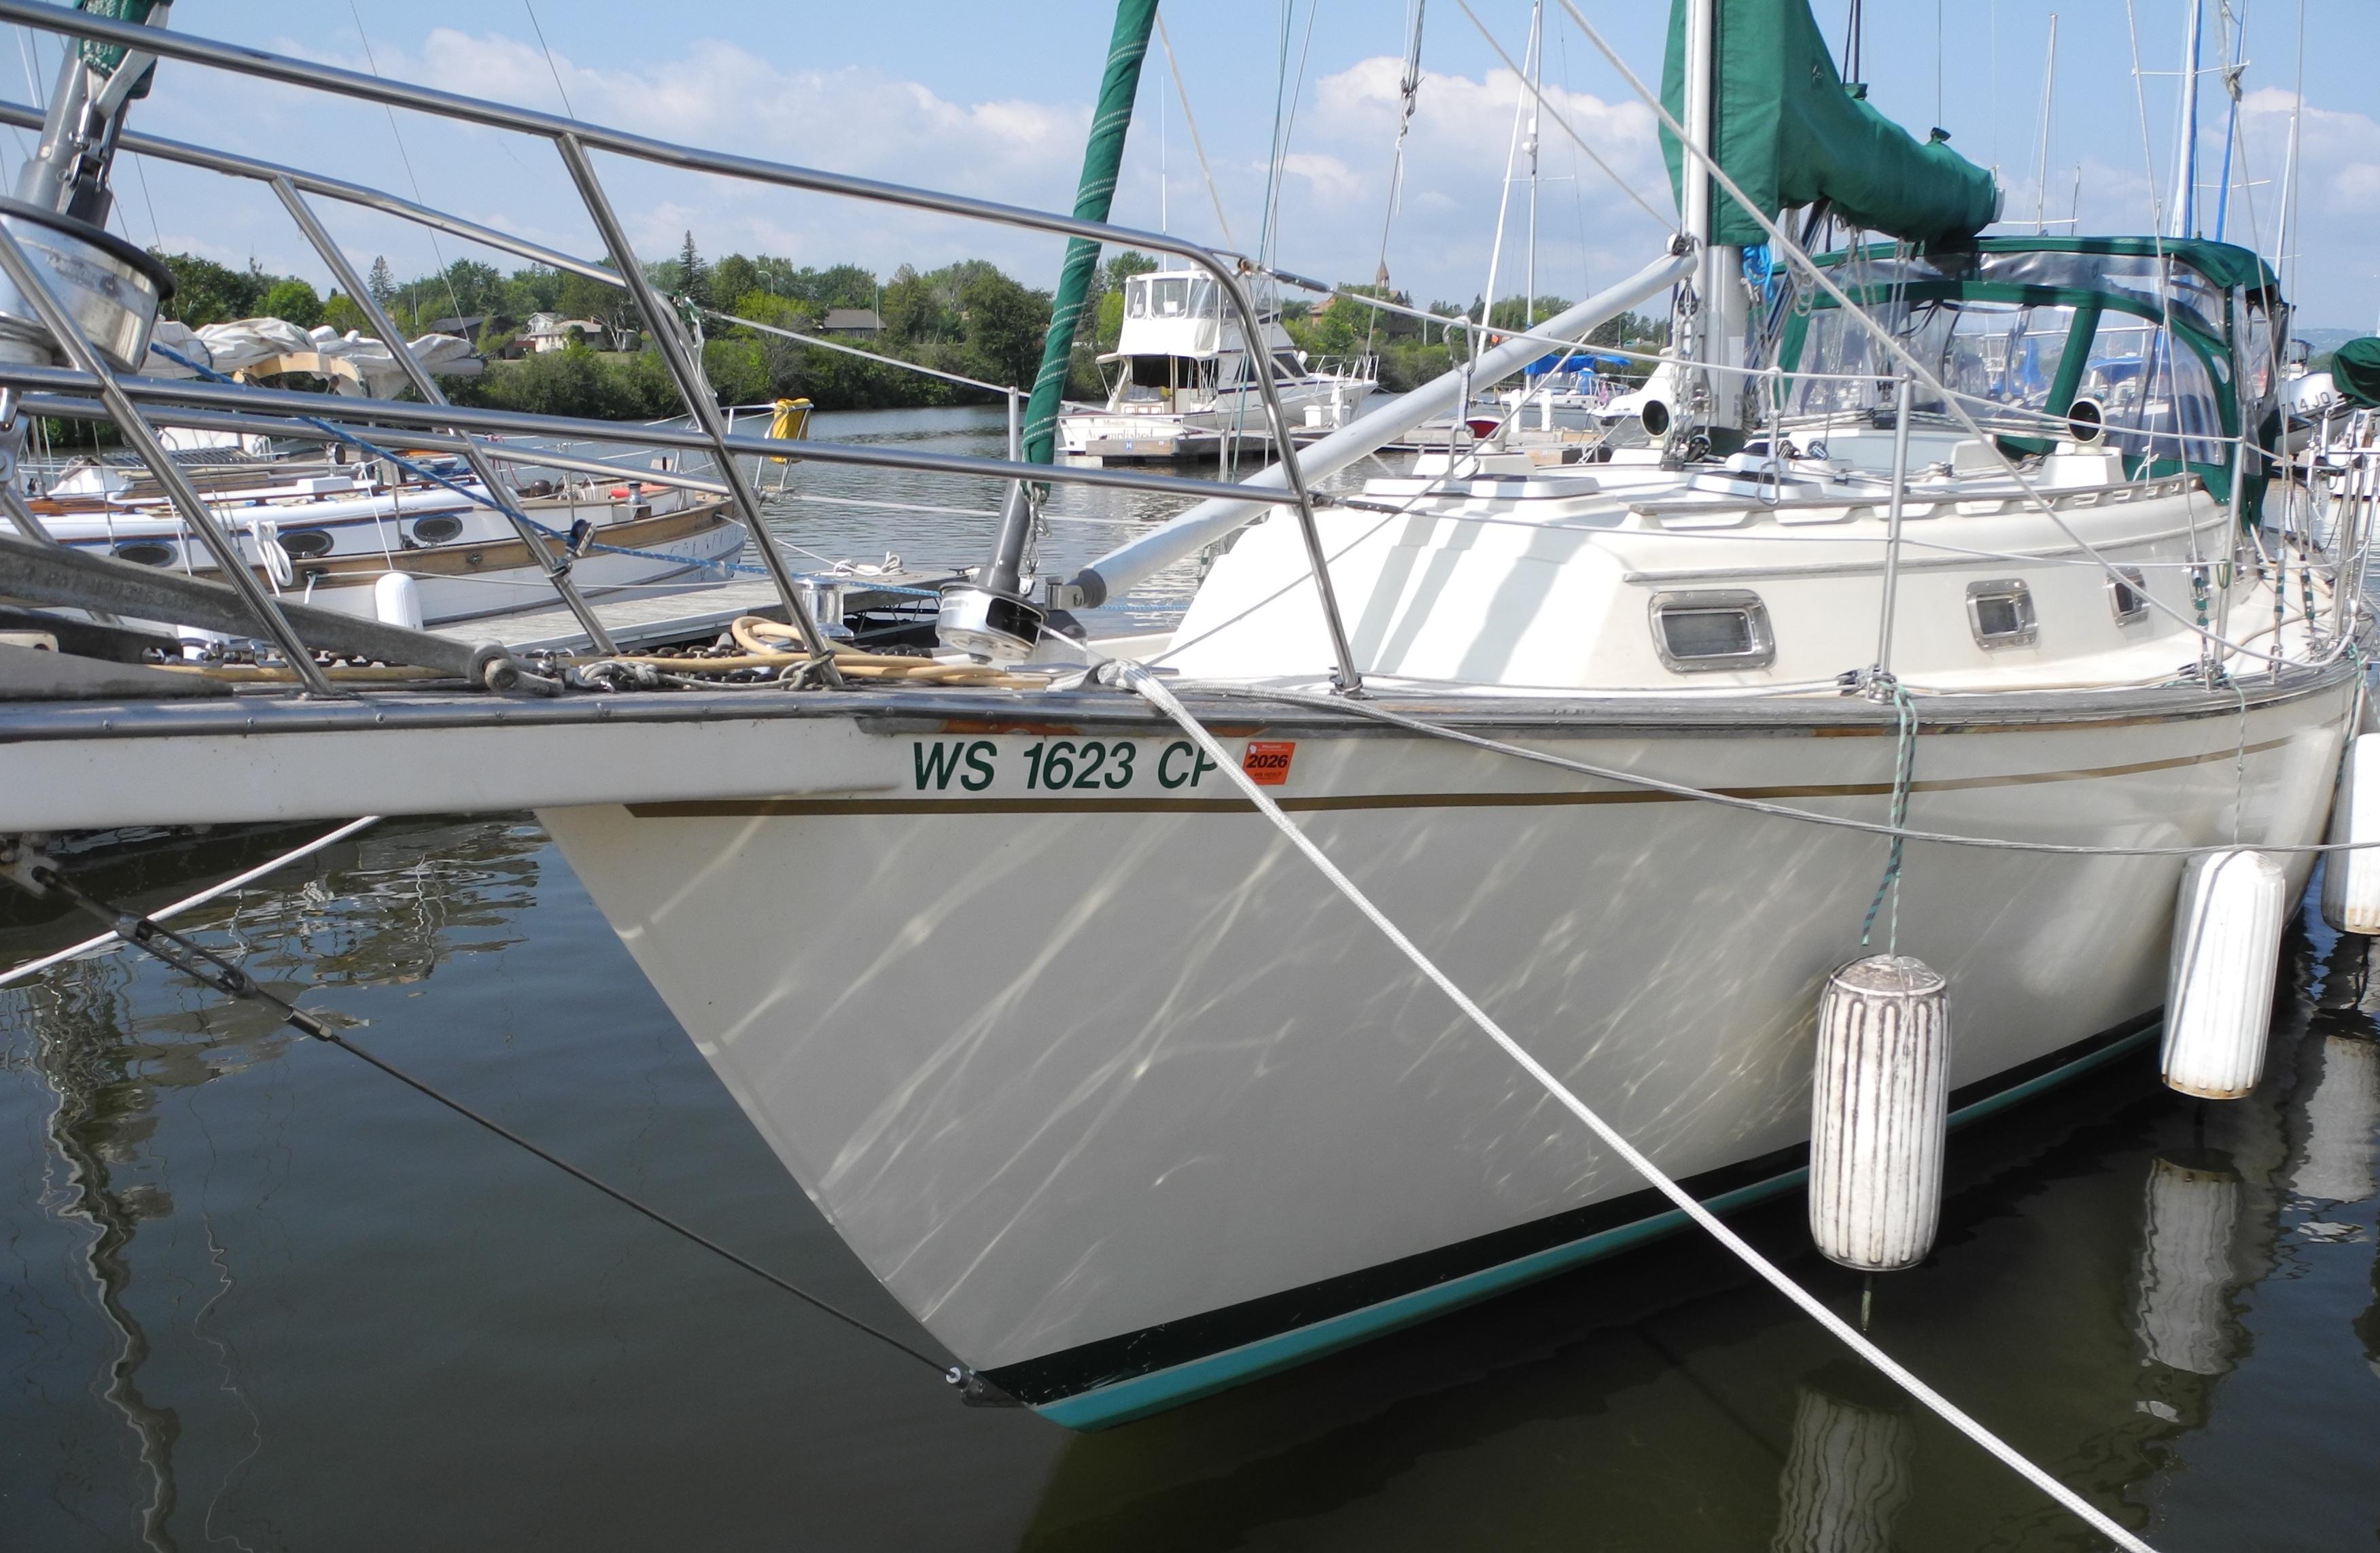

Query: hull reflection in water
[2292,1034,2380,1205]
[1769,1380,1912,1553]
[1,820,546,1550]
[2132,1153,2245,1377]
[8,810,2380,1548]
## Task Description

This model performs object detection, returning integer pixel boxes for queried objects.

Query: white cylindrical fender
[372,570,424,631]
[1809,955,1951,1272]
[2322,733,2380,934]
[2164,850,2288,1100]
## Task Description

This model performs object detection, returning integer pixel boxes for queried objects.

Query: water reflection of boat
[24,962,184,1552]
[2,818,547,1547]
[2133,1152,2244,1376]
[2291,1035,2380,1205]
[1770,1380,1912,1553]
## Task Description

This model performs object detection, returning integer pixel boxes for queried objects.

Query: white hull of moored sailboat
[529,676,2349,1424]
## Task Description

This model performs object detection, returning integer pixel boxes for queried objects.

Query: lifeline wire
[5,860,958,1382]
[1120,661,2159,1553]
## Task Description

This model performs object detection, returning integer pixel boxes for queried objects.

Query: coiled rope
[1118,660,2158,1553]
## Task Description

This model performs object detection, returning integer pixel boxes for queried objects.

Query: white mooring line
[1121,661,2160,1553]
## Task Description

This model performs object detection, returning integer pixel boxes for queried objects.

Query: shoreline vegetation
[37,239,1662,446]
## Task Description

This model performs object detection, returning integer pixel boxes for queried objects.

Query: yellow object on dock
[766,398,813,461]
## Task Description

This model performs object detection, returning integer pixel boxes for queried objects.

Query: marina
[3,0,2379,1548]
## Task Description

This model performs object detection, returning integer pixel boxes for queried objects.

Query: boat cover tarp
[1660,0,1999,247]
[2332,338,2380,408]
[143,319,480,398]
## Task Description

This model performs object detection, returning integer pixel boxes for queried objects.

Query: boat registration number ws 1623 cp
[907,738,1294,795]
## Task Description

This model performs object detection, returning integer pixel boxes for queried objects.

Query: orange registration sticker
[1242,740,1295,786]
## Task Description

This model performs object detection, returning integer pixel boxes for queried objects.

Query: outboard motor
[0,1,177,372]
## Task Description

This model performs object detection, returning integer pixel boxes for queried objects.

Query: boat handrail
[0,0,1361,688]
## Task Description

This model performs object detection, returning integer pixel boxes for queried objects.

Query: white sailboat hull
[1060,377,1377,462]
[519,677,2351,1425]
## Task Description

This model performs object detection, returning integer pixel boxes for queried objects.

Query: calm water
[5,409,2379,1550]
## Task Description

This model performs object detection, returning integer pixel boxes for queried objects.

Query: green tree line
[146,241,1671,424]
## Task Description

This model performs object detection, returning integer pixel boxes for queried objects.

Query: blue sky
[12,1,2375,329]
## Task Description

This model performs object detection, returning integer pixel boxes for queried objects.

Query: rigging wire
[1472,5,1541,368]
[1454,3,1673,230]
[1153,14,1234,248]
[347,1,467,333]
[1549,0,2331,674]
[1362,0,1427,360]
[521,0,577,120]
[0,817,382,989]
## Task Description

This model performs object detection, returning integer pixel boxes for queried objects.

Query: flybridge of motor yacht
[1057,266,1379,464]
[1,7,2374,1544]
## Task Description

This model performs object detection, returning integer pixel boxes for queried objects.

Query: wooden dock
[430,571,961,655]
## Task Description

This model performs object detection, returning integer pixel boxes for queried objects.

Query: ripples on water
[9,836,2379,1551]
[5,410,2379,1550]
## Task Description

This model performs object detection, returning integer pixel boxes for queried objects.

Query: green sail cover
[1021,0,1159,466]
[1660,0,1998,247]
[76,0,162,91]
[2334,338,2380,410]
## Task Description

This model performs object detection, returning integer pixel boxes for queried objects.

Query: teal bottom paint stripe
[1034,1023,2160,1431]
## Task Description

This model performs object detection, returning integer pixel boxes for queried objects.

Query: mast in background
[2169,0,2205,238]
[2032,14,2059,233]
[1524,0,1543,334]
[2211,0,2247,243]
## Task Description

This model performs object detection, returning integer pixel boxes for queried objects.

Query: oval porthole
[1649,589,1775,671]
[410,514,464,545]
[277,527,335,559]
[111,540,177,567]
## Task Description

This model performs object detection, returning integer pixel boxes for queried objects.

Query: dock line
[1121,659,2161,1553]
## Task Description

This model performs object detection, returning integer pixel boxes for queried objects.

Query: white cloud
[93,25,2380,330]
